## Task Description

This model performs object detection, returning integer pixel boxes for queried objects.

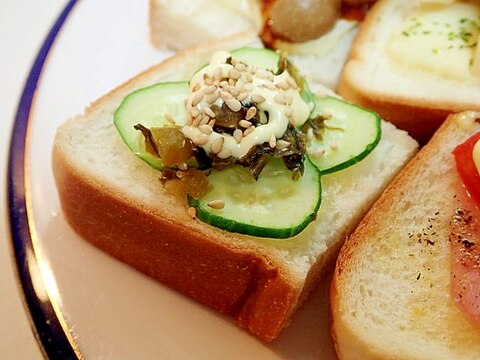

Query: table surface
[1,1,66,358]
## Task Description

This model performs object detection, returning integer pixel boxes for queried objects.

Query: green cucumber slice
[306,96,381,174]
[189,158,321,239]
[113,81,190,169]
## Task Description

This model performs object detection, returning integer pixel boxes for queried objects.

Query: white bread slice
[149,0,359,89]
[52,30,418,341]
[338,0,480,144]
[331,113,480,359]
[149,0,262,50]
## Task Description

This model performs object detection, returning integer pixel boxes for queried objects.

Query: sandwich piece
[331,111,480,359]
[52,31,417,341]
[149,0,360,89]
[338,0,480,143]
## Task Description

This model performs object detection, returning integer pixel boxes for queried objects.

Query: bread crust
[338,0,480,144]
[331,114,480,359]
[53,137,303,341]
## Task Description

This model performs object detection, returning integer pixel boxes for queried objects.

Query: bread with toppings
[331,112,480,359]
[149,0,360,89]
[52,30,417,341]
[338,0,480,143]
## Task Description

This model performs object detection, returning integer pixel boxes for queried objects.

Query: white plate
[13,0,338,358]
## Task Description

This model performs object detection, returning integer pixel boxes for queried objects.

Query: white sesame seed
[251,94,265,103]
[263,82,277,91]
[191,91,204,107]
[187,207,196,218]
[234,63,246,72]
[276,140,291,150]
[217,148,232,159]
[213,67,222,81]
[207,199,225,209]
[285,94,293,105]
[284,106,293,117]
[233,129,243,144]
[208,119,216,127]
[199,124,213,134]
[245,73,253,83]
[192,83,201,92]
[206,92,219,104]
[229,69,241,80]
[191,108,201,118]
[202,106,216,118]
[307,128,314,140]
[236,92,248,101]
[228,78,235,85]
[239,119,252,128]
[192,116,201,127]
[243,125,256,137]
[210,137,224,154]
[164,113,175,125]
[200,115,210,125]
[204,85,217,94]
[220,80,229,88]
[235,79,244,93]
[256,69,273,80]
[228,87,239,97]
[186,115,193,126]
[225,98,242,112]
[274,92,286,105]
[287,76,298,89]
[220,91,233,101]
[178,162,188,170]
[193,133,209,145]
[276,81,290,90]
[245,106,257,120]
[269,134,276,148]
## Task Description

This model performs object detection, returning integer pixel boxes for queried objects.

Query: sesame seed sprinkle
[207,199,225,209]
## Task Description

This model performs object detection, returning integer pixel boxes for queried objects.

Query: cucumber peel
[306,96,381,175]
[113,81,190,169]
[188,158,321,239]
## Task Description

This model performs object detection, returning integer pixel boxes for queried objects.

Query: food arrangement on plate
[51,0,480,357]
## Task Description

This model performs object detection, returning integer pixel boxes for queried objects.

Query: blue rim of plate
[7,0,81,359]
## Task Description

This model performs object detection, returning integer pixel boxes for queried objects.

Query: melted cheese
[387,1,480,82]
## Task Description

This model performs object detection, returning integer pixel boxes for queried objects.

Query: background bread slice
[338,0,480,143]
[52,31,418,341]
[149,0,262,50]
[331,113,480,359]
[149,0,359,89]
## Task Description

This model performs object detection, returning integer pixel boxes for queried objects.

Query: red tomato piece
[453,131,480,207]
[451,132,480,326]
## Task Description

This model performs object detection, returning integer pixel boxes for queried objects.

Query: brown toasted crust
[52,142,301,341]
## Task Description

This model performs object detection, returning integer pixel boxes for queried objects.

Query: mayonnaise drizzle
[181,51,311,159]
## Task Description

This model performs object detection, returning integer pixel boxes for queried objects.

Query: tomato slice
[451,131,480,326]
[452,131,480,207]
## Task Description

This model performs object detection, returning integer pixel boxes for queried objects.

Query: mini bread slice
[331,112,480,359]
[338,0,480,143]
[52,31,418,341]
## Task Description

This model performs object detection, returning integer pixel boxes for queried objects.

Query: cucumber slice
[189,158,321,239]
[114,81,190,169]
[306,96,381,174]
[231,47,281,72]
